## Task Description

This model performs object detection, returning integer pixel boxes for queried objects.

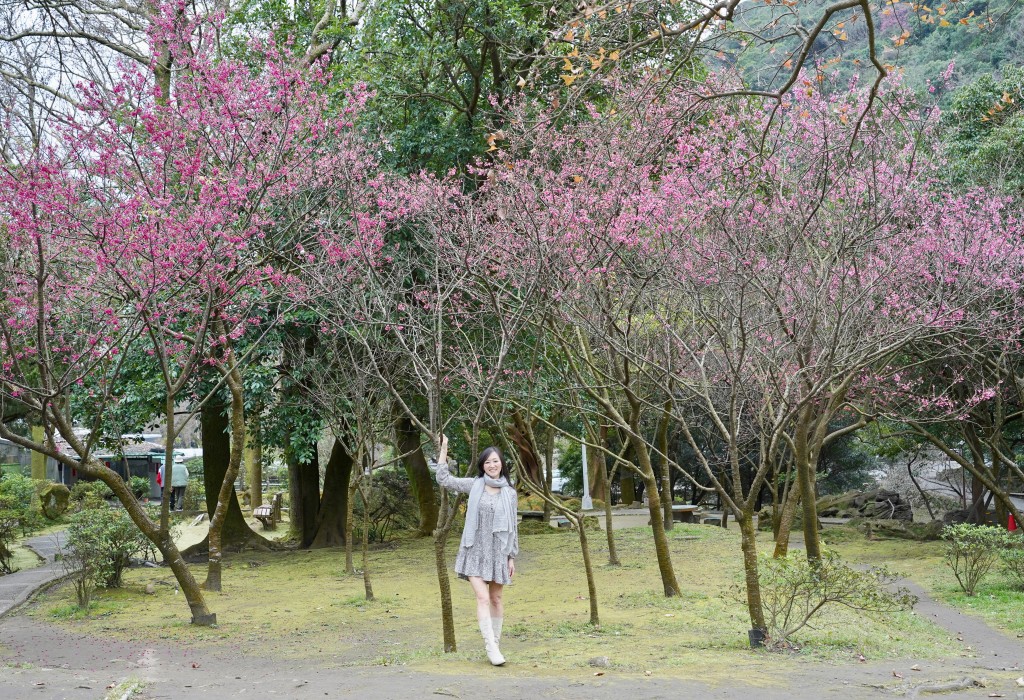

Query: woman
[435,434,519,666]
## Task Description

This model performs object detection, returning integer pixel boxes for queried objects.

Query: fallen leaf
[911,664,922,671]
[893,670,904,679]
[593,672,604,676]
[1015,677,1024,687]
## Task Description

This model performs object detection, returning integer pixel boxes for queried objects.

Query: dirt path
[2,608,1023,700]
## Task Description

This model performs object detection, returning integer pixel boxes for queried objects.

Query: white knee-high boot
[478,616,505,666]
[491,616,503,642]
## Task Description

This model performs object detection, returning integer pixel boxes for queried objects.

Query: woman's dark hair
[476,446,512,483]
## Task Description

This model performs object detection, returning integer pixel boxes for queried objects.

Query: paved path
[0,531,67,619]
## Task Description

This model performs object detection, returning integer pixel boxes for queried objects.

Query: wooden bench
[253,504,275,530]
[519,510,545,522]
[254,492,283,530]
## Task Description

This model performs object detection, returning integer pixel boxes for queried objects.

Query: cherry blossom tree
[0,6,381,618]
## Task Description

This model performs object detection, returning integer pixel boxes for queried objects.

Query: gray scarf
[461,475,516,556]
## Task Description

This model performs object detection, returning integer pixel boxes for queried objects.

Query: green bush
[942,524,1011,596]
[128,476,149,500]
[758,550,916,647]
[1000,535,1024,590]
[61,506,150,608]
[0,473,45,535]
[70,480,113,510]
[181,477,205,512]
[0,490,23,574]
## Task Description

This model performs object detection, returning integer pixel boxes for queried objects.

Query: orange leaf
[562,74,578,86]
[939,18,951,26]
[564,29,575,41]
[783,59,794,69]
[609,50,620,60]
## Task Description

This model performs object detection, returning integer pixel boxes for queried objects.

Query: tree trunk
[345,476,357,574]
[658,401,673,531]
[773,482,802,558]
[204,358,247,593]
[620,470,636,506]
[738,511,767,641]
[30,424,46,480]
[200,401,260,549]
[286,437,320,547]
[631,438,681,597]
[89,458,217,624]
[434,505,457,652]
[543,425,556,522]
[247,415,263,509]
[577,520,599,625]
[309,439,353,548]
[603,460,620,566]
[361,479,374,601]
[394,409,439,537]
[793,423,822,562]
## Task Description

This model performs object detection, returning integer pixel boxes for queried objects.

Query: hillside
[717,0,1024,99]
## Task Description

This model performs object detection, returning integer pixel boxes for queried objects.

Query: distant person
[158,461,190,512]
[434,435,519,666]
[170,461,189,512]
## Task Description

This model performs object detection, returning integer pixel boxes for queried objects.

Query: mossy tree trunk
[247,414,263,509]
[394,408,438,537]
[286,440,320,547]
[772,477,802,558]
[204,348,246,593]
[200,401,259,548]
[738,511,767,634]
[310,439,353,549]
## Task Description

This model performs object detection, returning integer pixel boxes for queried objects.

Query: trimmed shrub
[61,506,149,607]
[1000,535,1024,590]
[942,524,1010,596]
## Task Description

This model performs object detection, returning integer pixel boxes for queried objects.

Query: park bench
[253,492,283,530]
[519,510,545,522]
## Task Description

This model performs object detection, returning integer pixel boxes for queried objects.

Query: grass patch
[29,523,962,681]
[4,542,44,573]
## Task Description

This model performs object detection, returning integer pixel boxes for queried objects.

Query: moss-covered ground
[27,519,970,684]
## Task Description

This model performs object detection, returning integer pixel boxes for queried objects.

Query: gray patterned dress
[436,463,519,584]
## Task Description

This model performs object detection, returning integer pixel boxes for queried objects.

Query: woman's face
[482,452,503,479]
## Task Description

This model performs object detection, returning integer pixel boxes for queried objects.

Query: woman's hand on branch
[437,433,449,465]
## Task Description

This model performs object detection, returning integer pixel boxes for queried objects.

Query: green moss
[30,524,961,680]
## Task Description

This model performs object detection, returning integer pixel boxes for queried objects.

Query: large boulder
[850,518,943,541]
[818,489,913,522]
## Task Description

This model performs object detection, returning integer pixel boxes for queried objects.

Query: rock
[943,509,972,525]
[145,583,156,595]
[852,518,943,541]
[38,482,71,519]
[588,656,610,668]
